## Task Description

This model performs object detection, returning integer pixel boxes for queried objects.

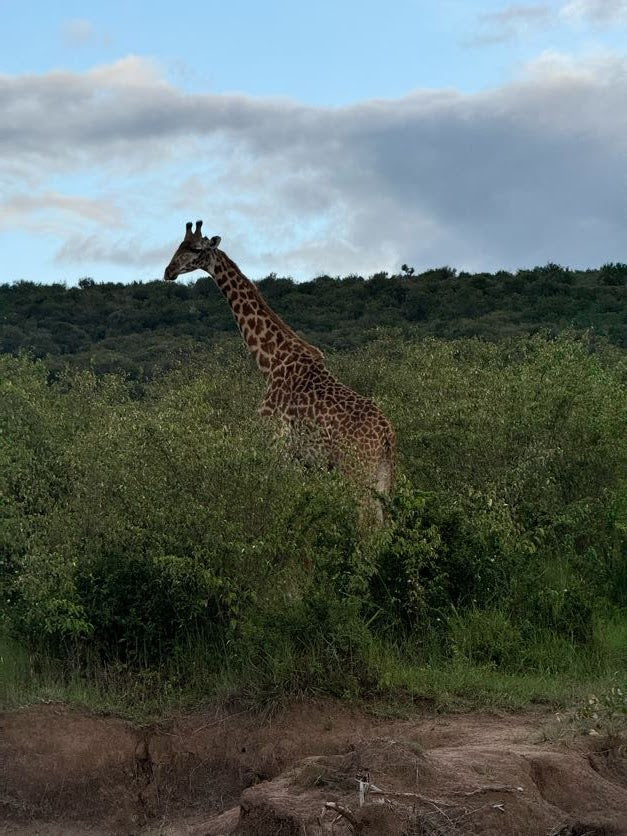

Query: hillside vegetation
[1,262,626,379]
[2,333,626,714]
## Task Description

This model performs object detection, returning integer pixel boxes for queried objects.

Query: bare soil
[1,701,626,835]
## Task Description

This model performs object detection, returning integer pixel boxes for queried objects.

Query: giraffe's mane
[219,252,324,363]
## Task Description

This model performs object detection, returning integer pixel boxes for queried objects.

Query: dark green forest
[1,261,626,378]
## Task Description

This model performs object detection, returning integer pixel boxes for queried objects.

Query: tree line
[1,262,625,379]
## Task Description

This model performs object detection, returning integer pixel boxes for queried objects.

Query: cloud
[1,53,627,276]
[468,1,627,47]
[54,233,172,268]
[560,0,627,23]
[0,192,123,229]
[466,4,551,45]
[61,18,97,47]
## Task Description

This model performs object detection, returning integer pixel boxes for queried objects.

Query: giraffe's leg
[361,453,394,526]
[374,457,393,495]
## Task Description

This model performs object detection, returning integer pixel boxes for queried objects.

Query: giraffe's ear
[209,235,221,248]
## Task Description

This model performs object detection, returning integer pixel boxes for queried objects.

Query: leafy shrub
[368,484,516,636]
[448,609,522,669]
[1,348,364,663]
[510,564,596,644]
[1,333,625,689]
[73,552,223,662]
[236,591,376,699]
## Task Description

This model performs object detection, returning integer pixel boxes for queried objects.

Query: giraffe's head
[163,220,222,281]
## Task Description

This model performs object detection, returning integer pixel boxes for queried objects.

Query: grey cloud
[0,59,313,186]
[0,192,123,228]
[61,19,97,47]
[468,1,627,47]
[466,4,551,45]
[482,3,552,23]
[560,0,627,23]
[2,54,627,275]
[55,233,173,269]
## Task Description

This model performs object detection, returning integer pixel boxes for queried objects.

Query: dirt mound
[1,702,625,835]
[236,738,627,835]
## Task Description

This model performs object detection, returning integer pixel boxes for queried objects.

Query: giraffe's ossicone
[163,221,396,506]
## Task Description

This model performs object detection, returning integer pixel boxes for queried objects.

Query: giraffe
[163,221,396,511]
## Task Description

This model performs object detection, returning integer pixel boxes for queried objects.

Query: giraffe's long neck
[209,252,322,374]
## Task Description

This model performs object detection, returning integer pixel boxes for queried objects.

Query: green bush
[1,348,365,663]
[1,332,625,693]
[449,609,522,669]
[73,552,222,661]
[368,485,516,636]
[236,591,376,699]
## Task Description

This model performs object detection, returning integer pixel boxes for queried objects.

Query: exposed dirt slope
[1,702,625,835]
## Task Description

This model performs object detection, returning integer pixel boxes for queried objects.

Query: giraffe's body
[164,222,395,499]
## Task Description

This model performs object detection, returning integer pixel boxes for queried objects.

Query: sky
[1,0,627,285]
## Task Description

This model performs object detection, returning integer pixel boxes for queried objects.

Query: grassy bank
[2,620,626,721]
